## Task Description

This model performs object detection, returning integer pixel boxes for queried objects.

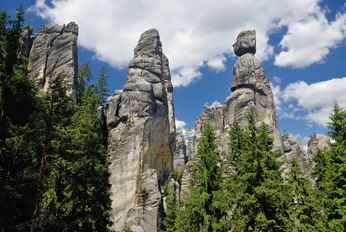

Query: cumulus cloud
[175,119,187,130]
[31,0,346,86]
[207,55,226,72]
[275,10,346,68]
[274,77,346,126]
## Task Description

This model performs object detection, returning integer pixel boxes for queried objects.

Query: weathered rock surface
[233,30,256,57]
[194,30,282,158]
[106,29,175,232]
[19,25,34,58]
[28,22,78,98]
[174,130,187,170]
[282,134,309,175]
[307,134,330,171]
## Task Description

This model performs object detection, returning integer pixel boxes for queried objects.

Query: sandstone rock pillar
[106,29,175,232]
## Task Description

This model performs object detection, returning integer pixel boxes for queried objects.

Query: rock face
[173,130,187,170]
[194,30,282,157]
[106,29,175,232]
[281,134,330,179]
[282,134,309,175]
[307,134,330,171]
[28,22,78,98]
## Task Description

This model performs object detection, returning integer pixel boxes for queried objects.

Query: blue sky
[2,0,346,148]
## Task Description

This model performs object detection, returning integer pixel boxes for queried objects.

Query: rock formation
[307,134,330,171]
[173,130,187,170]
[27,22,78,98]
[194,30,282,158]
[106,29,175,232]
[282,134,309,175]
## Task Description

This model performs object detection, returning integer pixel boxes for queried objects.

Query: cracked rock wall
[106,29,175,232]
[28,22,78,98]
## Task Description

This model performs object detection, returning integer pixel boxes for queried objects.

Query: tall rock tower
[106,29,175,232]
[195,30,282,157]
[27,22,78,98]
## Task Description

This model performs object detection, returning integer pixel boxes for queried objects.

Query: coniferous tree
[162,181,178,232]
[175,122,229,232]
[320,103,346,231]
[287,158,324,231]
[77,62,92,102]
[96,67,109,106]
[0,9,44,231]
[228,109,292,231]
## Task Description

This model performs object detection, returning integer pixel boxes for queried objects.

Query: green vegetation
[1,7,346,232]
[227,109,291,231]
[0,9,111,231]
[314,103,346,231]
[174,122,229,232]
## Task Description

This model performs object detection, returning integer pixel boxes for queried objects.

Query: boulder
[233,30,256,57]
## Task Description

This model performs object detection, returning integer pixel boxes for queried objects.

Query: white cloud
[275,10,346,68]
[207,55,226,72]
[31,0,346,87]
[210,101,223,108]
[275,77,346,126]
[175,119,187,130]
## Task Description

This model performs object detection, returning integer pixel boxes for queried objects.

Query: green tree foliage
[0,8,44,231]
[32,76,112,231]
[162,181,178,232]
[228,109,292,231]
[0,8,112,230]
[175,122,229,232]
[287,158,324,231]
[77,62,92,102]
[96,67,109,106]
[318,103,346,231]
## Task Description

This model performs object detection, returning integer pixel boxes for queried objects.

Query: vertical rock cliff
[194,30,282,158]
[106,29,175,232]
[27,22,78,98]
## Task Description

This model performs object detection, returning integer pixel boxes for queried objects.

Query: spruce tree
[175,122,229,232]
[162,181,178,232]
[0,9,44,231]
[321,103,346,231]
[96,67,109,106]
[287,158,324,231]
[228,109,292,231]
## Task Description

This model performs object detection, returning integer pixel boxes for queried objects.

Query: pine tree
[0,9,44,231]
[162,181,178,232]
[96,67,109,106]
[32,78,112,231]
[321,103,346,231]
[77,62,92,102]
[175,122,229,232]
[228,109,292,231]
[287,158,324,231]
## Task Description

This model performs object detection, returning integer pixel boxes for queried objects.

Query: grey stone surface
[173,129,187,170]
[233,30,256,57]
[19,25,34,58]
[194,30,282,159]
[307,134,330,171]
[107,29,175,232]
[28,22,78,98]
[282,134,309,175]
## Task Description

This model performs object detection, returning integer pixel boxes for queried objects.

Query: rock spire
[194,30,283,157]
[27,22,78,98]
[106,28,175,232]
